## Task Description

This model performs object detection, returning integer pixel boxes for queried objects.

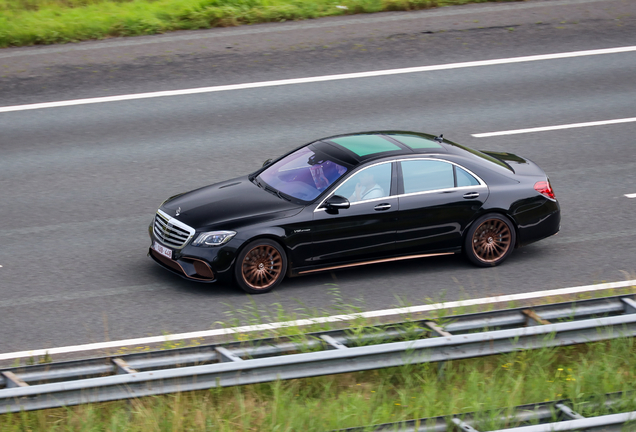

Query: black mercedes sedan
[148,131,560,293]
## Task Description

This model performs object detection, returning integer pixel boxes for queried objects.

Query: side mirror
[324,195,350,214]
[262,158,273,167]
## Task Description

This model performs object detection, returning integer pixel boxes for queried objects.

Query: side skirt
[294,252,455,276]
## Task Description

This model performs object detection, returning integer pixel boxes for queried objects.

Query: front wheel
[464,214,516,267]
[234,239,287,294]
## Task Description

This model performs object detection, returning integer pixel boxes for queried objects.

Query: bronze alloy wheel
[235,239,288,293]
[472,219,512,263]
[465,214,516,267]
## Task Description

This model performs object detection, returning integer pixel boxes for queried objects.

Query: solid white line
[472,117,636,137]
[626,193,636,199]
[1,46,636,113]
[1,279,634,361]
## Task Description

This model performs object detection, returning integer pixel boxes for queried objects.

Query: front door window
[331,163,392,203]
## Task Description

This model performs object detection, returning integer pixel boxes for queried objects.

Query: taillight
[534,180,555,200]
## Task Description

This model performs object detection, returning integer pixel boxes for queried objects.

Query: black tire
[234,239,288,294]
[464,213,516,267]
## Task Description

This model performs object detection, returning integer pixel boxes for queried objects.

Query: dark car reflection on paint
[148,132,560,294]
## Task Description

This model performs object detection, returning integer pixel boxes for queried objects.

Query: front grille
[153,210,195,249]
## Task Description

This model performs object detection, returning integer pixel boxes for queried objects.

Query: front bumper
[148,248,217,282]
[147,225,239,283]
[148,213,239,283]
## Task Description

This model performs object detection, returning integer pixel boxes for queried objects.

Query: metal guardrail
[339,391,636,431]
[2,295,636,413]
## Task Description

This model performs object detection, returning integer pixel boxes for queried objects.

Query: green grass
[0,0,519,48]
[2,338,636,431]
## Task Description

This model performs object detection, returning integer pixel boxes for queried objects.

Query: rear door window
[456,166,480,187]
[401,160,454,194]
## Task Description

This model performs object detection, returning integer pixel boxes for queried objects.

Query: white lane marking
[1,46,636,113]
[472,117,636,137]
[626,193,636,199]
[0,279,634,361]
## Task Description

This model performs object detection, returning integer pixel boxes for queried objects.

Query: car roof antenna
[434,134,444,143]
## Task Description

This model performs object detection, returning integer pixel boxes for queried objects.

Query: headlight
[192,231,236,247]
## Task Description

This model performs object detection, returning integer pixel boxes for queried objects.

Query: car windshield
[257,147,349,202]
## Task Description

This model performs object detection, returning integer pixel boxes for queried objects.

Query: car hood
[161,176,303,229]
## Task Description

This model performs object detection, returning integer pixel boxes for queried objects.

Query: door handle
[374,203,392,211]
[463,192,480,199]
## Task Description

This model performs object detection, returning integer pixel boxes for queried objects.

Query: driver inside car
[349,171,385,202]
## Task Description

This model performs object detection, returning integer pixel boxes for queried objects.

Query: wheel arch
[234,231,292,277]
[462,209,521,250]
[232,235,289,293]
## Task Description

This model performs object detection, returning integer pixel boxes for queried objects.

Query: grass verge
[0,0,519,48]
[2,337,636,431]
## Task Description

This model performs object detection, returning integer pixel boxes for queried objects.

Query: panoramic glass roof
[329,135,401,157]
[388,133,443,150]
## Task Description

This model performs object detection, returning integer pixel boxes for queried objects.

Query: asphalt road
[1,0,635,355]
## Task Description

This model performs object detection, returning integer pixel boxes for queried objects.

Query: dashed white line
[0,279,634,361]
[1,46,635,114]
[472,117,636,137]
[626,193,636,199]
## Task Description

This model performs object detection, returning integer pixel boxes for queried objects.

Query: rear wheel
[234,239,287,294]
[465,213,516,267]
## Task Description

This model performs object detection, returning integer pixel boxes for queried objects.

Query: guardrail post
[321,335,348,350]
[1,372,28,388]
[621,298,636,314]
[425,321,452,338]
[112,358,137,375]
[452,417,480,431]
[215,347,243,362]
[555,403,585,420]
[425,321,452,378]
[522,309,550,326]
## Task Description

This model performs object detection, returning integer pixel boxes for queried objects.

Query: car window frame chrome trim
[314,157,487,213]
[397,184,488,199]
